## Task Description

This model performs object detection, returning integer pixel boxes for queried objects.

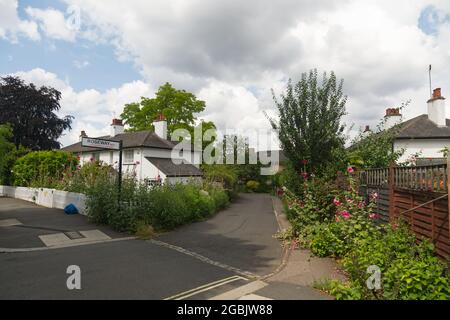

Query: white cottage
[380,88,450,164]
[62,116,203,184]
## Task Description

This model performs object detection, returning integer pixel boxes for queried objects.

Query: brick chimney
[384,107,402,129]
[79,130,87,141]
[427,88,446,127]
[110,118,124,136]
[153,114,167,140]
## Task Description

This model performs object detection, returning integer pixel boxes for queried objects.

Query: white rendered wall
[394,139,450,163]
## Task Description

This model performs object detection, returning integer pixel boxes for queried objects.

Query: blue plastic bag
[64,203,79,215]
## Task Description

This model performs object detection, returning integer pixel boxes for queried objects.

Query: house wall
[76,147,200,183]
[394,139,450,163]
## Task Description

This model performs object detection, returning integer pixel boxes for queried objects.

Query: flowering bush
[280,167,450,300]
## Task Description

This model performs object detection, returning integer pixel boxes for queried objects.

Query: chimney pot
[364,125,370,132]
[433,88,442,99]
[79,130,87,141]
[155,114,166,122]
[110,118,124,136]
[111,118,123,126]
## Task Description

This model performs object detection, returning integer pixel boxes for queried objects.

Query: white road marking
[164,275,248,300]
[0,219,22,227]
[238,294,273,300]
[149,239,258,279]
[209,280,269,300]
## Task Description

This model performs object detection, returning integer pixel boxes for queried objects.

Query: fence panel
[392,189,450,260]
[359,164,450,260]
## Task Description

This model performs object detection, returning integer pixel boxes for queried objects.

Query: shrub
[12,150,78,187]
[57,160,116,193]
[280,168,450,300]
[246,180,260,192]
[84,178,229,232]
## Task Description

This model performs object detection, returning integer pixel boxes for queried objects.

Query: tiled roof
[145,157,203,177]
[61,130,177,152]
[395,114,450,139]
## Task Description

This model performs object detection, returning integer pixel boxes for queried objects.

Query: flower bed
[279,168,450,300]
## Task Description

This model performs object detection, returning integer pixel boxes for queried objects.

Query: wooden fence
[359,163,450,260]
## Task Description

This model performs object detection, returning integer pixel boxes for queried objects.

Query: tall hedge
[12,151,78,187]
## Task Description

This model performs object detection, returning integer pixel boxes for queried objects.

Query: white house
[62,116,203,184]
[381,87,450,164]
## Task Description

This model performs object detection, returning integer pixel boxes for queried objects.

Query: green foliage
[280,171,450,300]
[348,102,409,169]
[0,124,30,185]
[56,160,117,193]
[12,151,78,187]
[245,180,260,192]
[85,178,229,233]
[202,164,238,193]
[270,69,347,175]
[0,76,73,150]
[121,82,206,134]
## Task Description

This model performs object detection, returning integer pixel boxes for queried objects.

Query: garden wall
[0,185,87,215]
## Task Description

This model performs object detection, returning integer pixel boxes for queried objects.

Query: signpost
[81,137,123,204]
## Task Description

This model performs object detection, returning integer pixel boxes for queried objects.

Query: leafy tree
[0,76,73,150]
[121,82,206,134]
[348,102,409,169]
[269,69,347,175]
[0,124,29,185]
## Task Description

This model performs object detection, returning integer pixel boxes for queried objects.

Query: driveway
[0,193,282,299]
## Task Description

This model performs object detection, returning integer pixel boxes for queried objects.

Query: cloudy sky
[2,0,450,149]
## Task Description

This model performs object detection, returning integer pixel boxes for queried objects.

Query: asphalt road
[0,193,282,299]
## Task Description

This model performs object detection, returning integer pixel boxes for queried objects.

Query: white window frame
[124,150,134,164]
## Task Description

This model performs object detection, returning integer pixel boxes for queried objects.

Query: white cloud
[73,60,89,69]
[25,7,77,42]
[0,0,40,42]
[7,0,450,150]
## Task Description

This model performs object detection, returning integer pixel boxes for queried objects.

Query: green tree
[121,82,206,134]
[348,103,409,169]
[0,76,73,150]
[269,69,347,174]
[0,124,29,185]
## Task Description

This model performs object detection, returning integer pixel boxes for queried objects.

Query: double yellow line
[164,275,247,300]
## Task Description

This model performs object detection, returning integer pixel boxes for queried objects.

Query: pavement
[0,194,343,300]
[0,197,126,250]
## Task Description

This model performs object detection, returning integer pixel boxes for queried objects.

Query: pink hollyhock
[300,172,309,179]
[369,213,379,220]
[357,201,365,209]
[90,157,94,161]
[371,192,379,200]
[333,198,341,206]
[338,210,351,219]
[347,166,354,174]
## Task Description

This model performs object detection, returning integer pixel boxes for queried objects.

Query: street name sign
[81,137,121,150]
